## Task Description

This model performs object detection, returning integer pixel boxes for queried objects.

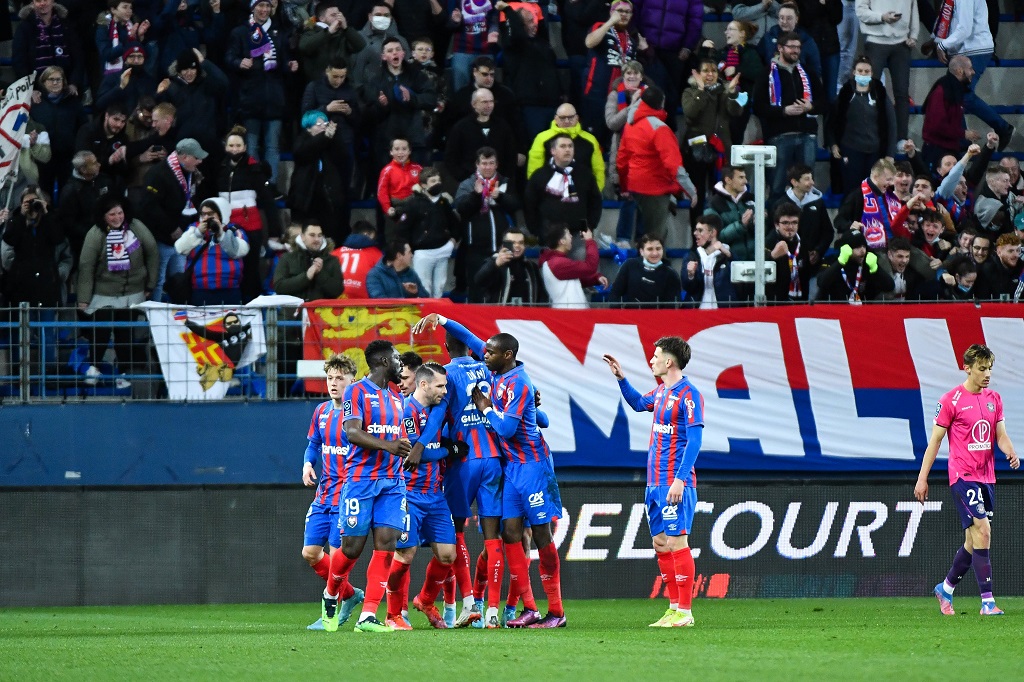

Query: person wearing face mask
[393,168,462,298]
[937,254,978,301]
[827,56,896,194]
[351,2,410,87]
[608,233,681,307]
[95,44,157,114]
[155,48,230,165]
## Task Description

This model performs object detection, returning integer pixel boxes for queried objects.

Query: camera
[29,199,44,212]
[501,239,515,251]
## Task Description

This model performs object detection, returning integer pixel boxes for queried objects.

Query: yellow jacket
[526,120,605,191]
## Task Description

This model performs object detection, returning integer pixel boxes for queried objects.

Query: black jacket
[74,118,131,185]
[362,63,437,151]
[764,231,810,301]
[157,62,230,152]
[815,258,895,301]
[226,20,292,120]
[753,59,824,139]
[300,77,362,146]
[609,258,681,307]
[500,9,563,107]
[397,188,463,251]
[141,160,202,245]
[443,83,526,150]
[474,254,547,305]
[56,172,115,258]
[289,129,349,225]
[1,211,70,307]
[827,79,894,157]
[977,257,1024,300]
[444,115,519,184]
[524,163,602,238]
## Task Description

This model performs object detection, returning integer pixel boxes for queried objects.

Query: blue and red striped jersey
[442,356,502,460]
[187,226,248,290]
[489,364,551,465]
[626,378,704,487]
[449,0,497,54]
[402,397,445,494]
[342,378,406,481]
[306,400,347,506]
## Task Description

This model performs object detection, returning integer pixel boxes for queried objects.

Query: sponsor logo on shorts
[528,492,545,507]
[662,504,678,520]
[976,503,985,515]
[536,511,547,519]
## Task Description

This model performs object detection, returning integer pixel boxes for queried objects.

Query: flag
[0,76,35,187]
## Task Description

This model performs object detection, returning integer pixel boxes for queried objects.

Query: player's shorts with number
[645,484,697,536]
[338,477,407,536]
[950,479,995,529]
[502,460,561,525]
[398,490,457,549]
[444,457,503,519]
[304,501,340,547]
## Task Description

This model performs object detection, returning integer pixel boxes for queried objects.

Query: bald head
[554,104,578,128]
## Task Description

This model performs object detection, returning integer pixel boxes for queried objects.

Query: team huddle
[301,317,1017,630]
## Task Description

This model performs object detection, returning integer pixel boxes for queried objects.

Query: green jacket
[298,23,367,82]
[272,238,344,301]
[527,120,606,191]
[77,219,159,302]
[705,182,758,260]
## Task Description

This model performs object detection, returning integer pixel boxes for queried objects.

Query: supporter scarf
[839,264,864,304]
[103,17,134,75]
[545,160,577,201]
[105,226,140,272]
[167,152,197,218]
[785,234,801,298]
[860,180,901,249]
[697,246,719,309]
[605,26,634,88]
[768,61,811,107]
[934,0,955,40]
[248,16,278,71]
[33,13,66,73]
[476,171,499,213]
[615,81,644,111]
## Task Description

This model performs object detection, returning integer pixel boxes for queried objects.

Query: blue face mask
[735,91,749,107]
[854,75,872,87]
[957,283,973,293]
[643,258,661,267]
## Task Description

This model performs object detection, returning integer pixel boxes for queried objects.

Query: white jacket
[540,262,589,309]
[934,0,994,57]
[855,0,918,45]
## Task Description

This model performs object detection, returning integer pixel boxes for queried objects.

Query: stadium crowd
[0,0,1022,319]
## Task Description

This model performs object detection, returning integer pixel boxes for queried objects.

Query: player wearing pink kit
[915,344,1020,616]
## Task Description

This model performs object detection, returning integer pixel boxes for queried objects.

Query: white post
[730,145,777,307]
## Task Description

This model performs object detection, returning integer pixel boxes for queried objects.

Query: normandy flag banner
[136,296,300,400]
[0,76,34,186]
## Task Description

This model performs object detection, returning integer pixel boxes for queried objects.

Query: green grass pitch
[1,598,1020,681]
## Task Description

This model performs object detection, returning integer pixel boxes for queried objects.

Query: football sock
[442,565,457,604]
[473,549,489,600]
[671,547,695,611]
[312,553,331,582]
[972,548,993,600]
[656,550,678,607]
[419,557,452,604]
[519,555,537,611]
[485,539,505,608]
[943,546,973,593]
[362,550,393,617]
[503,540,530,609]
[454,532,473,598]
[537,543,563,617]
[326,550,358,598]
[386,560,411,617]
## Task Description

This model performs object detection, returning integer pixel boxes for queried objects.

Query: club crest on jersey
[400,532,409,543]
[347,516,358,528]
[987,402,995,412]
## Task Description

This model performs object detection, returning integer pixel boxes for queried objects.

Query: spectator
[96,0,149,78]
[538,224,608,309]
[444,56,525,153]
[226,0,298,185]
[151,0,226,77]
[389,0,447,52]
[926,0,1011,149]
[631,0,703,130]
[473,227,547,305]
[74,102,131,192]
[606,60,648,247]
[705,165,757,260]
[290,110,351,244]
[682,58,744,219]
[11,118,52,201]
[13,0,85,92]
[921,55,979,171]
[834,158,900,249]
[95,45,157,114]
[217,125,281,301]
[526,104,606,191]
[617,86,698,244]
[125,95,155,142]
[298,2,367,82]
[774,164,834,282]
[731,0,781,44]
[796,0,843,102]
[973,164,1016,236]
[976,232,1023,300]
[301,58,362,153]
[396,168,461,298]
[891,159,914,203]
[76,194,159,383]
[407,37,448,153]
[57,151,116,264]
[878,236,931,300]
[560,0,609,108]
[366,240,427,297]
[763,201,809,301]
[681,213,735,307]
[141,137,206,302]
[31,66,86,197]
[902,207,952,266]
[444,88,517,185]
[447,0,498,94]
[273,222,345,300]
[582,1,646,146]
[377,137,424,241]
[938,254,978,300]
[718,20,764,145]
[608,233,681,307]
[758,3,823,80]
[331,221,383,298]
[815,229,894,301]
[155,48,230,167]
[350,3,410,87]
[1,186,72,311]
[499,6,563,141]
[524,134,602,240]
[1000,156,1023,195]
[827,56,897,194]
[855,0,915,143]
[753,31,824,197]
[125,101,174,187]
[173,197,249,305]
[454,147,521,302]
[837,0,858,92]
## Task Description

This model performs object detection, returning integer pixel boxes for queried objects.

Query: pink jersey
[935,385,1004,486]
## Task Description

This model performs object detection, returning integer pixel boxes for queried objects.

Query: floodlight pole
[730,145,777,307]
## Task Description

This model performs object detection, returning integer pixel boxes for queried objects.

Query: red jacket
[537,239,603,286]
[921,75,966,151]
[616,100,683,196]
[376,159,422,212]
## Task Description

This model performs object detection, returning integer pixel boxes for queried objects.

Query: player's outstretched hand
[1007,451,1020,470]
[602,354,625,380]
[302,462,317,487]
[404,443,423,471]
[392,437,412,458]
[412,313,440,335]
[914,479,928,502]
[471,385,492,412]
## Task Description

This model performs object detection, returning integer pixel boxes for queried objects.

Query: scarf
[860,180,901,249]
[105,226,140,272]
[605,26,634,89]
[768,61,811,108]
[785,234,801,298]
[697,246,719,309]
[476,171,499,213]
[248,16,278,71]
[615,81,644,111]
[167,152,197,218]
[722,46,741,73]
[103,17,134,75]
[33,13,66,73]
[839,264,865,304]
[934,0,955,39]
[545,159,577,201]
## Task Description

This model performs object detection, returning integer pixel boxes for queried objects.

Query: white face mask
[371,15,391,31]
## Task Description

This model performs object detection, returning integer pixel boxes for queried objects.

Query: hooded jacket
[538,239,603,309]
[775,185,835,265]
[174,197,250,291]
[705,181,758,260]
[527,120,606,191]
[366,258,428,298]
[617,100,698,198]
[13,3,84,88]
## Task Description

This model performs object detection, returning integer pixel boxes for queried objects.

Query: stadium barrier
[2,479,1021,607]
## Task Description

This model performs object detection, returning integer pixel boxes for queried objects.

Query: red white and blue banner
[303,301,1024,472]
